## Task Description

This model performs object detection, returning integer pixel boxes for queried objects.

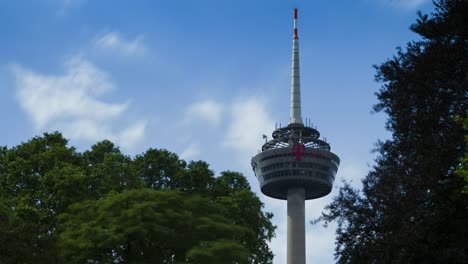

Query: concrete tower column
[287,187,305,264]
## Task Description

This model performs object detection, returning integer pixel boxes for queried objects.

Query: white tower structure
[251,9,340,264]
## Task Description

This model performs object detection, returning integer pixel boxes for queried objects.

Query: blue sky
[0,0,435,263]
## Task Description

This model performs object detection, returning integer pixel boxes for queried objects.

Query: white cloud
[60,0,85,7]
[95,32,146,56]
[400,0,428,8]
[375,0,430,9]
[184,100,223,126]
[55,0,86,15]
[11,56,146,149]
[223,97,274,157]
[180,142,201,161]
[306,221,337,263]
[13,57,124,128]
[116,121,147,149]
[338,161,368,189]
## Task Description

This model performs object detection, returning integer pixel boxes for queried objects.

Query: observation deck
[251,124,340,200]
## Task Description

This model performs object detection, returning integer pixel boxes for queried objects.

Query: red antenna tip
[293,8,298,39]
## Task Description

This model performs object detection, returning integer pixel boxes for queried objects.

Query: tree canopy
[0,133,275,263]
[315,1,467,263]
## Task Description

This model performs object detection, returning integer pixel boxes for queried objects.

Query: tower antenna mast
[290,8,303,125]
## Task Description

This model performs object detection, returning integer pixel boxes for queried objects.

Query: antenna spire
[290,8,303,125]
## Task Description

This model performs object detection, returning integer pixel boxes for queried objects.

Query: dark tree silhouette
[315,1,467,263]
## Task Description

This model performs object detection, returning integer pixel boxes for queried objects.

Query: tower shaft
[287,187,305,264]
[288,9,305,264]
[290,8,302,125]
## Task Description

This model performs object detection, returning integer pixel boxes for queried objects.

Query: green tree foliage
[315,1,467,263]
[213,172,275,263]
[134,148,186,190]
[0,133,275,263]
[58,189,250,263]
[83,140,142,198]
[456,117,468,194]
[0,132,84,263]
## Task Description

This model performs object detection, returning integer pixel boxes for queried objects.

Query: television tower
[251,9,340,264]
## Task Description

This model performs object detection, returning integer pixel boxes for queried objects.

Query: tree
[456,117,468,194]
[58,189,251,263]
[0,132,85,263]
[315,1,467,263]
[176,161,215,194]
[133,148,186,190]
[0,133,275,263]
[83,140,142,198]
[213,171,275,263]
